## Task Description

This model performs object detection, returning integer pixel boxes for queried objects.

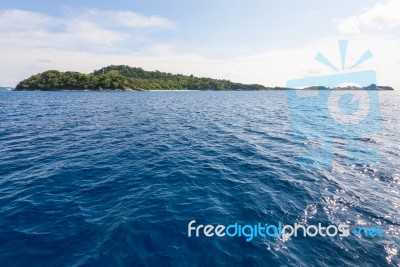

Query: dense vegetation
[15,65,394,91]
[15,65,270,91]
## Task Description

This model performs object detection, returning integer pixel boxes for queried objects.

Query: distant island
[298,85,394,91]
[15,65,394,91]
[0,86,13,91]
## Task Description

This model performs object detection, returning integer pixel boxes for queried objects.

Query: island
[0,86,13,91]
[15,65,394,91]
[15,65,270,91]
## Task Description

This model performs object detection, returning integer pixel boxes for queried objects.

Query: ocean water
[0,90,399,266]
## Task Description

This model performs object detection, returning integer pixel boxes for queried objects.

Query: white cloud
[0,9,59,31]
[0,8,175,50]
[63,19,129,46]
[113,11,175,29]
[338,17,362,34]
[81,9,176,29]
[338,0,400,34]
[0,9,398,91]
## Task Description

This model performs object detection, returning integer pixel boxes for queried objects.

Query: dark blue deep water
[0,91,399,266]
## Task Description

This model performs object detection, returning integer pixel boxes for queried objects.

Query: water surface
[0,91,399,266]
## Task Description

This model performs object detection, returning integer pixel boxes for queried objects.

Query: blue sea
[0,90,399,266]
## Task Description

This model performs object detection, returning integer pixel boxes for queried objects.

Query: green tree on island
[16,65,268,91]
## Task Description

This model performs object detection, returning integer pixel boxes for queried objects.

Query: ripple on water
[0,91,399,266]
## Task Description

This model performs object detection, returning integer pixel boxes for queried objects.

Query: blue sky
[0,0,399,88]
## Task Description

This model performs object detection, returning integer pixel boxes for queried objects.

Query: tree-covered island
[15,65,394,91]
[15,65,272,91]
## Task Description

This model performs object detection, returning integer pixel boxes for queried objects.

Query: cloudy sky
[0,0,399,88]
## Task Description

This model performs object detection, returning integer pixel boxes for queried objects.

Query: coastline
[11,88,395,92]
